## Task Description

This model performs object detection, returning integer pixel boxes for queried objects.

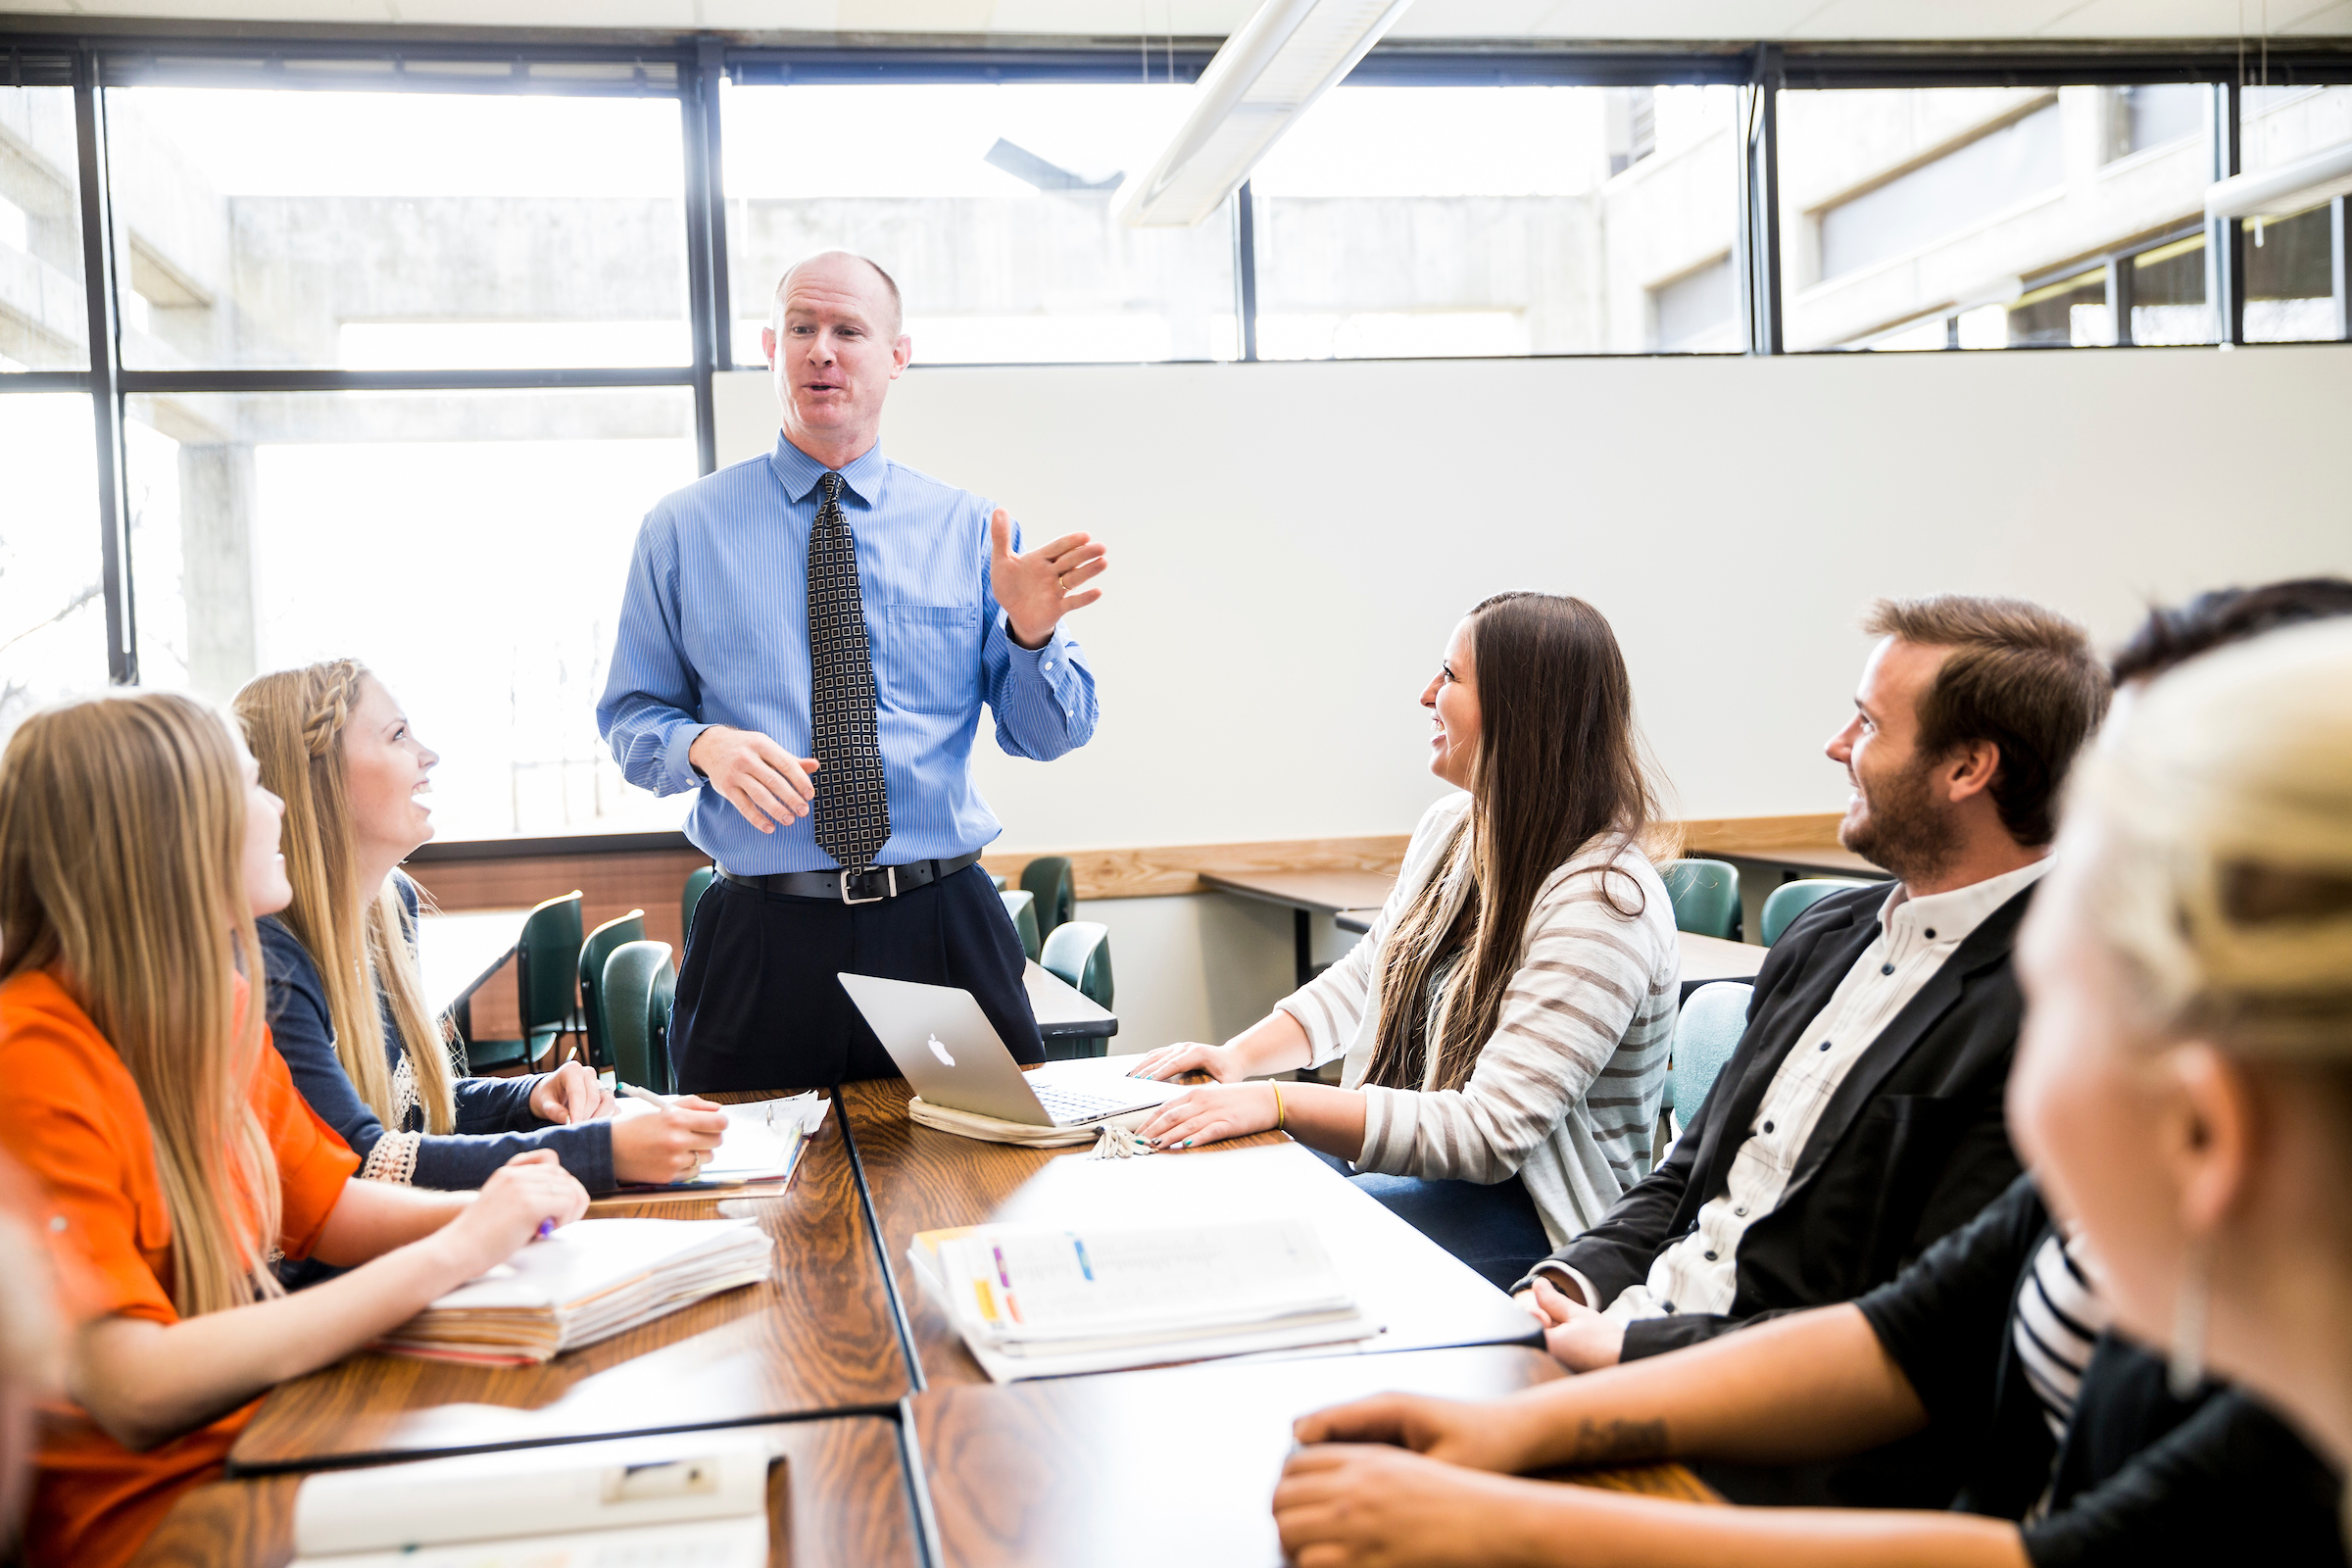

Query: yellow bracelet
[1270,1077,1287,1131]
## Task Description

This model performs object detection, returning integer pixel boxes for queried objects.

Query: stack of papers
[290,1431,771,1567]
[909,1217,1379,1382]
[375,1217,775,1365]
[612,1092,830,1194]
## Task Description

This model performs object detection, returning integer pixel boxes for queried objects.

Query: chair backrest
[576,909,647,1069]
[1759,877,1878,947]
[999,889,1041,962]
[1019,856,1076,942]
[1041,919,1113,1010]
[514,891,586,1037]
[1672,982,1753,1128]
[682,865,715,941]
[1661,858,1741,941]
[603,940,678,1095]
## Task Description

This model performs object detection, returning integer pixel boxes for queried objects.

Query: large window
[1247,84,1740,357]
[722,81,1239,367]
[0,393,105,729]
[1782,85,2224,352]
[123,388,697,838]
[106,88,691,372]
[0,84,84,370]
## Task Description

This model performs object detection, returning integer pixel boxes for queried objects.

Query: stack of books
[290,1431,772,1567]
[374,1217,775,1365]
[909,1217,1379,1382]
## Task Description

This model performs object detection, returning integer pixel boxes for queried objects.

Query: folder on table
[908,1216,1379,1382]
[289,1431,771,1567]
[372,1217,774,1365]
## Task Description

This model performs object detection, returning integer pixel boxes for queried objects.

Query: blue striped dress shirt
[597,433,1099,874]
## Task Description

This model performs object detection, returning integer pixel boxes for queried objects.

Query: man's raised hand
[689,725,820,835]
[990,509,1106,650]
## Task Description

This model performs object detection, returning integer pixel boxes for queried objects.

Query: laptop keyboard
[1032,1083,1147,1125]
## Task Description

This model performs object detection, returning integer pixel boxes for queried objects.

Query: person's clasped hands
[1512,1275,1628,1372]
[1274,1395,1553,1568]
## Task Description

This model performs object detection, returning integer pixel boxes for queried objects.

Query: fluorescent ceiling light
[1117,0,1418,228]
[2206,137,2352,221]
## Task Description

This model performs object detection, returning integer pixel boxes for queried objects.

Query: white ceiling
[4,0,2347,39]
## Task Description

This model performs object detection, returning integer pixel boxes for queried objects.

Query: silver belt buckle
[840,865,896,905]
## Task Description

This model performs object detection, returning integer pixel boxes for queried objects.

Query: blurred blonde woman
[0,692,586,1568]
[2009,616,2352,1518]
[236,662,722,1223]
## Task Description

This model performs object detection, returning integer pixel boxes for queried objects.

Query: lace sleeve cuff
[359,1129,421,1185]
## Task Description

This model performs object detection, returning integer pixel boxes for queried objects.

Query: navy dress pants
[670,863,1043,1092]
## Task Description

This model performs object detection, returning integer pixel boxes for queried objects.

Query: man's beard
[1841,755,1960,885]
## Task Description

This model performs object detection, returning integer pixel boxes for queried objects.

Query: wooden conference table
[148,1075,1718,1567]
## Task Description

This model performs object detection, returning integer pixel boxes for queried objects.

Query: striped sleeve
[1355,856,1674,1185]
[1274,888,1385,1066]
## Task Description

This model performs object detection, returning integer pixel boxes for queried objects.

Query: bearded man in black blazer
[1510,595,2109,1488]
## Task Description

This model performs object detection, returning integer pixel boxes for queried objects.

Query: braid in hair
[302,661,364,760]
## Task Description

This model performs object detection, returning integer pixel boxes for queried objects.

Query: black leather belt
[716,849,985,906]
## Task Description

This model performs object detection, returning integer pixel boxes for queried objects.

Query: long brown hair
[234,662,455,1135]
[1365,593,1669,1094]
[0,693,285,1317]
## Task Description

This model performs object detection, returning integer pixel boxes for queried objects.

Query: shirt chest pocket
[880,604,984,715]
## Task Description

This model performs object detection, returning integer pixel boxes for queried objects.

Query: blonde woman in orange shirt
[0,692,587,1568]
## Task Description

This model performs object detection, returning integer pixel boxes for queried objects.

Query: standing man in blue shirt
[598,251,1105,1091]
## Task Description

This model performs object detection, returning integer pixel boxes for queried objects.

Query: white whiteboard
[715,346,2352,854]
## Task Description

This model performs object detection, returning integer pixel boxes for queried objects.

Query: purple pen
[535,1218,556,1240]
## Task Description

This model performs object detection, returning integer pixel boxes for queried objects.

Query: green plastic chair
[682,864,715,942]
[1040,919,1112,1061]
[1760,877,1877,947]
[1664,981,1752,1137]
[990,873,1008,892]
[462,890,584,1074]
[1661,858,1741,942]
[603,940,678,1096]
[575,909,646,1071]
[999,888,1042,962]
[1020,856,1076,944]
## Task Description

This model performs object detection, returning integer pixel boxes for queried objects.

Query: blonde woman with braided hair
[0,692,586,1568]
[236,662,725,1218]
[2009,616,2352,1515]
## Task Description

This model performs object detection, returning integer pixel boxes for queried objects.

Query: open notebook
[610,1092,831,1196]
[909,1216,1378,1382]
[289,1431,770,1567]
[374,1217,775,1365]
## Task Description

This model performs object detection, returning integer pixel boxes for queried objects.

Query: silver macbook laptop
[837,972,1180,1127]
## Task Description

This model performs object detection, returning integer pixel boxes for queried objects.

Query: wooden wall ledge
[982,813,1851,903]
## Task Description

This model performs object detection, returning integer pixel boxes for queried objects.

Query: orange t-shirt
[0,967,360,1568]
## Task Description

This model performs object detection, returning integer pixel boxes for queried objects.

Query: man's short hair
[2109,576,2352,685]
[1862,594,2111,848]
[771,252,904,336]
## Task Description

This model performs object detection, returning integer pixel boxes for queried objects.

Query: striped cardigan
[1278,793,1681,1248]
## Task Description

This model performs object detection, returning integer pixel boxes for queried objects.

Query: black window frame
[5,26,2352,697]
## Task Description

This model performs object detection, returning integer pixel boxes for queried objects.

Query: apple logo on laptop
[926,1033,956,1067]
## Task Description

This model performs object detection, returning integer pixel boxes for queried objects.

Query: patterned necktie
[807,471,890,872]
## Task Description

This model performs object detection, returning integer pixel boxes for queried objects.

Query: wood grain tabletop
[133,1415,919,1568]
[229,1090,910,1474]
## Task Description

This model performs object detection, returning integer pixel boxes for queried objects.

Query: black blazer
[1860,1175,2345,1568]
[1521,878,2029,1361]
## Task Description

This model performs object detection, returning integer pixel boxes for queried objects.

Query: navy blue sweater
[257,878,615,1197]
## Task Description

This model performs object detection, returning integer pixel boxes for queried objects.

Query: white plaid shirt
[1554,856,2049,1323]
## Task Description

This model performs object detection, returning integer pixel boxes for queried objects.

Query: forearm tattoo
[1568,1417,1670,1465]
